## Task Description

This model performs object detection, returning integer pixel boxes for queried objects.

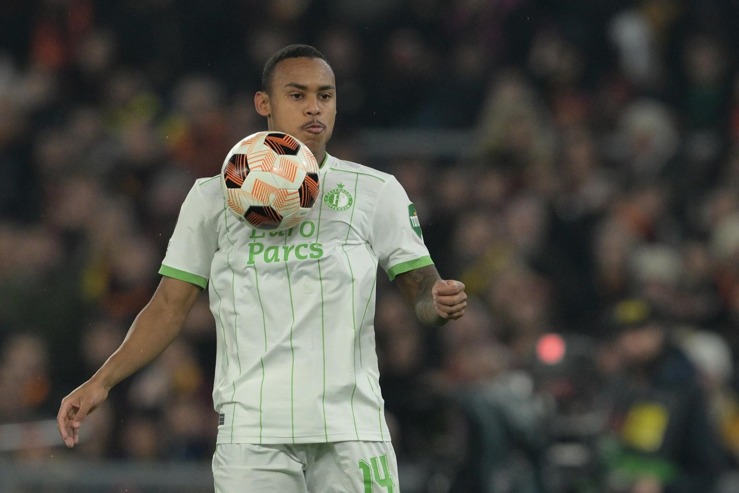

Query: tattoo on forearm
[397,266,444,327]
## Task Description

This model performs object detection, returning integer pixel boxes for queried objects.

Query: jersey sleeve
[370,176,433,280]
[158,181,218,289]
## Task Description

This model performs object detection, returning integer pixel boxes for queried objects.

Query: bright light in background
[537,333,567,365]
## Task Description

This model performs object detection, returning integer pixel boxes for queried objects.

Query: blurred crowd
[2,0,739,492]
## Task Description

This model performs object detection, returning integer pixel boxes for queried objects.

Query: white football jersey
[160,154,433,444]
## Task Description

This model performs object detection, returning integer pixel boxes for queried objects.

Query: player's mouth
[302,121,325,134]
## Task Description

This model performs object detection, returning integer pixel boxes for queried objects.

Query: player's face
[255,57,336,164]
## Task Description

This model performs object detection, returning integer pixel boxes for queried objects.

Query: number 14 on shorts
[358,454,395,492]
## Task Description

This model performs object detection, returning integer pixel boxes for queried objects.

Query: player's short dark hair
[261,44,329,93]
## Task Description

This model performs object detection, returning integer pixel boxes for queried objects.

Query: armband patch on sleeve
[409,204,422,238]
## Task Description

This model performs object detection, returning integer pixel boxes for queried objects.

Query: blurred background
[2,0,739,492]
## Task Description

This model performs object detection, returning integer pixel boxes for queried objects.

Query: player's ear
[255,91,271,117]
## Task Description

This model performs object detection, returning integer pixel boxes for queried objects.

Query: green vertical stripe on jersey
[342,173,361,439]
[350,174,386,440]
[211,277,229,440]
[316,166,329,441]
[228,244,243,442]
[356,270,377,440]
[317,254,329,442]
[282,234,298,443]
[253,260,268,443]
[220,211,243,444]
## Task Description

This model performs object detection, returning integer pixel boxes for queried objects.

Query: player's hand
[57,380,109,448]
[432,279,467,320]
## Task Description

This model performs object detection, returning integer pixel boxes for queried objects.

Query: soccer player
[57,44,467,492]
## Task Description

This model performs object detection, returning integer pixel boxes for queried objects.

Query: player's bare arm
[394,264,467,326]
[57,276,201,448]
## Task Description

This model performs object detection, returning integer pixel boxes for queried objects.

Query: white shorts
[212,441,400,493]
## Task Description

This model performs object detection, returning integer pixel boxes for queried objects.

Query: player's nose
[304,96,321,115]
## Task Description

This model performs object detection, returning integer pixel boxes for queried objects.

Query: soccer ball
[221,131,320,231]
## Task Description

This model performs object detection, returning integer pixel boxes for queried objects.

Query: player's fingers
[57,382,108,447]
[434,290,467,308]
[446,306,466,319]
[439,297,467,309]
[57,400,78,448]
[68,398,95,446]
[433,280,466,296]
[73,421,81,445]
[435,299,467,319]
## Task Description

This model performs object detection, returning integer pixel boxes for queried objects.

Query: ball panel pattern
[264,132,301,155]
[271,156,299,183]
[225,188,246,215]
[299,173,320,208]
[245,148,277,172]
[247,175,281,205]
[245,206,282,230]
[223,154,250,188]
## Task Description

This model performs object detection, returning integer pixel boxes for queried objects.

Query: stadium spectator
[595,299,729,493]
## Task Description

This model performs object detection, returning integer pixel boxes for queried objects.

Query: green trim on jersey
[342,173,361,439]
[318,253,329,442]
[386,256,434,281]
[329,168,387,182]
[281,239,299,443]
[251,258,268,443]
[159,264,208,289]
[314,167,329,441]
